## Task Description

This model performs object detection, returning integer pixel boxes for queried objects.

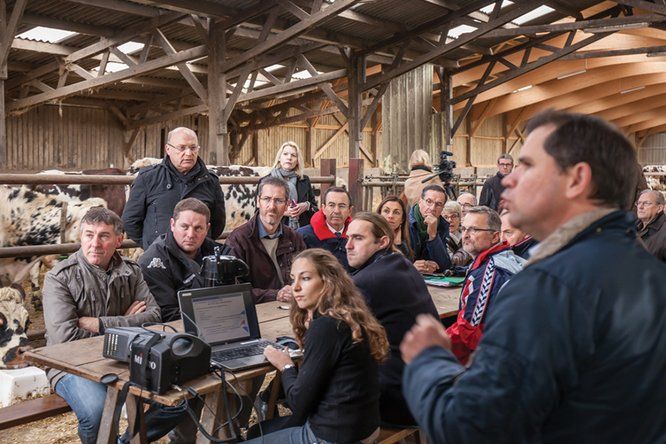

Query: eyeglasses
[635,201,657,208]
[461,226,497,234]
[498,163,513,167]
[259,196,287,206]
[167,142,200,153]
[423,198,445,209]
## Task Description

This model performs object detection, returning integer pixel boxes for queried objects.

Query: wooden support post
[348,158,363,213]
[305,118,314,167]
[465,112,472,167]
[251,132,259,165]
[370,109,378,168]
[347,54,364,160]
[440,67,453,150]
[319,158,336,200]
[0,79,5,167]
[208,18,229,165]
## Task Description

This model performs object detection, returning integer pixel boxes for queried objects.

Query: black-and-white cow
[0,286,30,369]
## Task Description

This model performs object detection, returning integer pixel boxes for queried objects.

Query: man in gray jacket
[43,207,182,444]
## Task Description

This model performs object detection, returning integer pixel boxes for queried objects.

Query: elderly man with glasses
[635,189,666,261]
[445,206,525,364]
[408,184,452,273]
[123,127,226,250]
[479,154,514,211]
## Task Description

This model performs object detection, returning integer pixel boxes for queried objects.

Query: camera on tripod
[437,150,456,184]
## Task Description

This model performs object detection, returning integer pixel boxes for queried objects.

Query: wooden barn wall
[382,63,434,172]
[639,133,666,165]
[471,115,504,167]
[4,104,125,172]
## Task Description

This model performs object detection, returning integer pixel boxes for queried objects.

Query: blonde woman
[267,141,317,228]
[403,149,443,207]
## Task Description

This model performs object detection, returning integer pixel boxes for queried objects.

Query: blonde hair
[409,149,431,169]
[290,249,389,362]
[272,141,304,178]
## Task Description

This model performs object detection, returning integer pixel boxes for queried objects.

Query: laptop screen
[191,292,249,344]
[177,283,261,346]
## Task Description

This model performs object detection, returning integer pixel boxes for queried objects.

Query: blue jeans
[55,374,187,444]
[246,421,334,444]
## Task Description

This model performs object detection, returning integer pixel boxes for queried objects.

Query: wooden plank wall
[640,133,666,165]
[4,104,125,172]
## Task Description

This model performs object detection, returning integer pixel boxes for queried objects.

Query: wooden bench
[0,393,71,430]
[378,426,426,444]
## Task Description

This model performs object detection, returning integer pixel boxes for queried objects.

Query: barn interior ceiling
[1,0,666,164]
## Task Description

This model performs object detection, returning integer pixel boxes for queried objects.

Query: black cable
[183,385,239,443]
[140,321,178,333]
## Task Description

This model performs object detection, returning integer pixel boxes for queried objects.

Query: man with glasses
[479,154,514,211]
[446,206,524,364]
[408,184,452,273]
[226,176,305,303]
[635,189,665,261]
[123,127,226,249]
[297,186,353,268]
[457,192,477,219]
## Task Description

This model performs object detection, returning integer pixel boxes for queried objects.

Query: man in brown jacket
[43,207,182,444]
[226,176,306,303]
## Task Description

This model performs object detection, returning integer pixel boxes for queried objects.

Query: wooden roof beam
[473,62,666,117]
[7,43,207,111]
[611,102,666,128]
[567,82,666,116]
[503,72,666,127]
[609,0,666,16]
[624,114,666,134]
[364,0,537,91]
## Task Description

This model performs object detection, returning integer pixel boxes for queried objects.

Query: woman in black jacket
[247,249,389,444]
[377,195,413,260]
[267,141,318,228]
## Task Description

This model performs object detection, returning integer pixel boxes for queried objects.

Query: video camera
[200,246,249,286]
[437,150,456,184]
[103,327,211,394]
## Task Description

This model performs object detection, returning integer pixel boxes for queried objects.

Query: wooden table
[25,301,290,444]
[428,285,461,318]
[24,288,459,444]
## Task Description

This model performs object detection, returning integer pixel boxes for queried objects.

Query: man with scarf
[123,127,226,250]
[408,184,452,273]
[401,111,665,443]
[297,186,353,269]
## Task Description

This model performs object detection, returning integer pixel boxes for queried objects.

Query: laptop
[178,283,277,371]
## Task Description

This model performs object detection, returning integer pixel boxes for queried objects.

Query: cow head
[0,286,31,369]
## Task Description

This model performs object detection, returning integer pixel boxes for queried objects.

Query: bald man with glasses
[123,127,226,249]
[635,189,666,261]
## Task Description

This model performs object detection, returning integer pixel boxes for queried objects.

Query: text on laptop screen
[191,292,250,344]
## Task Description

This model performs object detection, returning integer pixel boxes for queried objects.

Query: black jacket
[637,211,666,261]
[403,210,666,443]
[479,171,506,211]
[280,315,380,443]
[123,156,226,249]
[138,231,229,322]
[296,210,350,269]
[352,250,438,426]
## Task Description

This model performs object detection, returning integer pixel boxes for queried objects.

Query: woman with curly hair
[247,248,388,444]
[377,194,413,260]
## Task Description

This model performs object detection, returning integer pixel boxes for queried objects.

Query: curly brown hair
[289,249,389,362]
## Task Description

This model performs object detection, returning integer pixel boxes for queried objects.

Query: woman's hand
[286,202,309,218]
[264,345,294,371]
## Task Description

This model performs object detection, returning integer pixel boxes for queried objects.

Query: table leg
[125,393,147,444]
[96,388,120,444]
[196,384,228,444]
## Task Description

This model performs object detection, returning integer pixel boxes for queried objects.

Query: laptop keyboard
[211,340,275,362]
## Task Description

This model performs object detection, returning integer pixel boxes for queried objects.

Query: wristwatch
[281,364,295,372]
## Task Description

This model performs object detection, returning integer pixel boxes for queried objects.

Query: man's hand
[277,285,293,302]
[400,314,451,364]
[425,215,439,241]
[124,300,147,316]
[78,317,100,334]
[264,345,294,371]
[414,260,439,274]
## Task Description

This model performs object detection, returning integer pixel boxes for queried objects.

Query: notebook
[177,283,276,371]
